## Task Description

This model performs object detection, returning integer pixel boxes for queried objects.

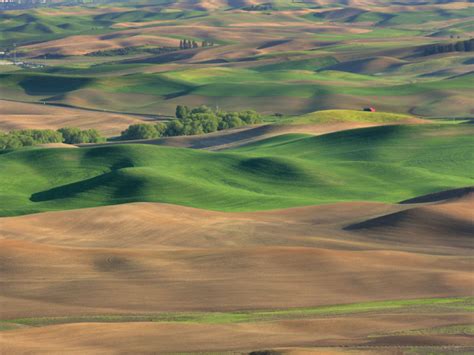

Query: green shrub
[120,124,161,140]
[0,129,62,150]
[0,128,104,150]
[119,106,262,141]
[57,128,105,144]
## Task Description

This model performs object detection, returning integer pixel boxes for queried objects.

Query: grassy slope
[0,123,472,216]
[0,11,111,47]
[0,8,204,47]
[2,68,470,114]
[1,2,472,117]
[280,109,414,124]
[311,7,474,26]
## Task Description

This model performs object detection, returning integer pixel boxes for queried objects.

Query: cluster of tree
[201,40,215,48]
[0,128,104,150]
[36,53,68,59]
[242,3,273,11]
[179,39,215,50]
[423,38,473,56]
[86,46,177,57]
[120,105,262,140]
[0,129,62,150]
[57,127,105,144]
[179,39,199,49]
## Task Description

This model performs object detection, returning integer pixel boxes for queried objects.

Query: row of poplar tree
[179,39,215,49]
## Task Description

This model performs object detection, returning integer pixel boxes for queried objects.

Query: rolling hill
[0,186,472,352]
[1,0,473,118]
[0,123,472,216]
[1,1,473,353]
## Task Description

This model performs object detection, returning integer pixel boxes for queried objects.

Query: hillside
[75,109,428,150]
[1,1,473,353]
[0,190,472,352]
[279,109,419,124]
[0,0,473,118]
[0,100,147,136]
[0,123,472,216]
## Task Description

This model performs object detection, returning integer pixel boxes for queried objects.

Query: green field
[279,109,414,124]
[0,0,472,117]
[2,297,471,328]
[0,7,204,47]
[0,123,472,216]
[1,66,471,116]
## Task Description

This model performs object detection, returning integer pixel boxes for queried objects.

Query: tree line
[86,46,177,57]
[242,3,273,11]
[0,128,104,150]
[120,105,262,140]
[423,38,473,56]
[179,39,215,49]
[1,106,262,148]
[85,40,216,57]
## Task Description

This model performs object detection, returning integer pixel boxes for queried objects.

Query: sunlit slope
[0,124,472,216]
[280,109,416,124]
[2,69,473,117]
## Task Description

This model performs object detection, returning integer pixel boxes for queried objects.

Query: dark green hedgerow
[120,105,262,140]
[0,128,104,150]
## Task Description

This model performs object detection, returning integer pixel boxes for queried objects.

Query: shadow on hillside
[18,76,92,96]
[30,169,144,202]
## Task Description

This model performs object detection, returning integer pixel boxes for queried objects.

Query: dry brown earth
[0,100,146,136]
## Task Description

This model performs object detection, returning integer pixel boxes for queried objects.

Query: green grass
[0,323,22,331]
[0,7,206,47]
[0,58,471,117]
[1,1,472,117]
[0,11,112,47]
[2,297,471,329]
[0,72,95,99]
[93,9,206,23]
[308,7,474,27]
[280,110,414,124]
[0,123,472,216]
[254,56,338,72]
[156,69,390,99]
[384,9,474,26]
[161,67,385,86]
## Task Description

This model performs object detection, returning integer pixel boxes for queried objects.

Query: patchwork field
[0,0,473,353]
[1,0,473,122]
